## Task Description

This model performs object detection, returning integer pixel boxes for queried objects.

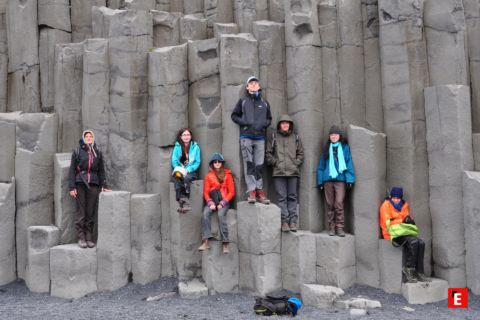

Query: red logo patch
[448,288,468,308]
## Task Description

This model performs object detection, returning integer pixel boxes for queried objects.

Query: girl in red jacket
[198,153,235,254]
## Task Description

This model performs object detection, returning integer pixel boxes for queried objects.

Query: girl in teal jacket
[317,125,355,237]
[172,128,201,213]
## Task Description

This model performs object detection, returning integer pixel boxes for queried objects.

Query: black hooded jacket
[68,139,106,190]
[231,90,272,139]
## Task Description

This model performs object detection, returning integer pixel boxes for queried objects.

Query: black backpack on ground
[253,296,295,316]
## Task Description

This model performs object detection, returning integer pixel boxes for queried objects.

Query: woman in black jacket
[68,130,111,248]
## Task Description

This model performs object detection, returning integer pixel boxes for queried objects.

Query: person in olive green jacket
[265,115,304,232]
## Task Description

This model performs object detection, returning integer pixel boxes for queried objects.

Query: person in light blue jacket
[317,125,355,237]
[172,128,201,213]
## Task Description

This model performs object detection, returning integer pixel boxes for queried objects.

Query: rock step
[401,278,449,305]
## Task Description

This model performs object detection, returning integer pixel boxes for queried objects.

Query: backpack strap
[271,132,277,149]
[296,134,299,150]
[75,148,80,170]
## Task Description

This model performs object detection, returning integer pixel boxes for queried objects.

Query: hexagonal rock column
[238,202,282,296]
[235,0,268,34]
[347,124,386,287]
[378,0,432,276]
[92,6,117,39]
[219,33,259,204]
[6,0,41,113]
[401,278,448,305]
[425,85,473,288]
[54,154,76,245]
[204,0,234,38]
[0,179,15,286]
[148,44,188,148]
[301,284,344,308]
[0,112,21,183]
[107,9,152,194]
[188,38,221,178]
[0,3,8,112]
[130,194,162,285]
[158,0,184,13]
[316,232,356,289]
[285,0,323,232]
[474,134,480,170]
[269,0,284,23]
[424,0,468,87]
[55,43,84,153]
[202,241,239,293]
[151,11,183,48]
[71,0,107,43]
[38,0,71,32]
[123,0,156,10]
[180,15,207,44]
[82,39,110,150]
[281,231,316,293]
[50,244,98,300]
[361,1,383,133]
[462,171,480,295]
[15,113,58,279]
[378,239,404,294]
[169,181,204,280]
[97,191,132,291]
[25,226,60,293]
[183,0,203,14]
[39,28,71,113]
[213,22,238,38]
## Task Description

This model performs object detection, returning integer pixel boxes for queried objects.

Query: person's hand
[102,188,112,192]
[319,184,324,191]
[70,189,77,198]
[347,183,353,190]
[217,204,223,210]
[402,215,415,225]
[209,204,216,210]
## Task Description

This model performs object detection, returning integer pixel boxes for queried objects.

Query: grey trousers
[274,177,298,224]
[241,137,265,194]
[202,203,230,242]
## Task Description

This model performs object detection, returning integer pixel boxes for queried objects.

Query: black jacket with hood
[231,90,272,139]
[68,131,106,191]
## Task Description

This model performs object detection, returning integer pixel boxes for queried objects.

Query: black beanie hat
[329,125,341,135]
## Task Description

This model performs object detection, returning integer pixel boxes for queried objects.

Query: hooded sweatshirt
[265,115,304,177]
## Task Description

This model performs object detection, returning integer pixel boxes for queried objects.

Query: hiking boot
[329,228,336,236]
[86,241,95,248]
[198,239,210,251]
[416,271,432,282]
[289,223,297,232]
[281,222,290,232]
[337,228,345,237]
[248,191,256,203]
[78,240,87,249]
[178,197,190,213]
[256,191,270,204]
[403,267,418,283]
[223,243,230,254]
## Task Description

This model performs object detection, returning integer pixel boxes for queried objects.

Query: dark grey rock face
[0,179,15,286]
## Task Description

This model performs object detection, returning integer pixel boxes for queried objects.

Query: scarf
[389,199,403,213]
[328,142,346,179]
[87,144,97,157]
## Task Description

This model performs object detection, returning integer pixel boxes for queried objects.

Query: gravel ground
[1,278,478,320]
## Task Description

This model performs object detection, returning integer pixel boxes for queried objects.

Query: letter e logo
[448,288,468,308]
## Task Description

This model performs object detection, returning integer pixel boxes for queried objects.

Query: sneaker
[337,228,345,237]
[223,243,230,254]
[198,239,210,251]
[329,228,336,236]
[78,240,87,249]
[403,267,418,283]
[256,191,270,204]
[281,222,290,232]
[178,198,190,213]
[289,223,297,232]
[416,271,432,282]
[86,241,95,248]
[248,191,256,203]
[181,204,191,213]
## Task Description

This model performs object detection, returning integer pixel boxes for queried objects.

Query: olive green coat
[265,115,304,177]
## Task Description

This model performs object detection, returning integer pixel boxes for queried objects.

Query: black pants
[75,184,99,241]
[172,172,197,201]
[393,235,425,273]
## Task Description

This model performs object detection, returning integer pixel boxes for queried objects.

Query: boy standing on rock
[231,76,272,204]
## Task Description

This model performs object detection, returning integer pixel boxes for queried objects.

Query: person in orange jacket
[380,187,431,283]
[198,153,235,254]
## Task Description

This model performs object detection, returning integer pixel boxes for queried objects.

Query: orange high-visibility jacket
[204,168,235,203]
[379,199,410,240]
